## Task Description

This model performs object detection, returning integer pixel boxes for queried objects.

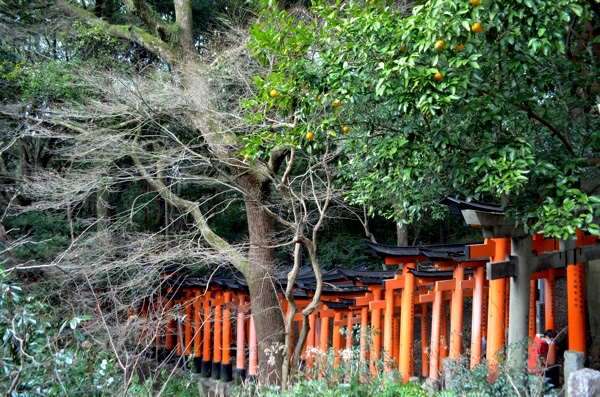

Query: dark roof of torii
[440,196,504,216]
[364,240,482,262]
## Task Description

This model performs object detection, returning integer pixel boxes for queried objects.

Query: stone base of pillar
[234,368,246,384]
[220,362,233,382]
[564,350,585,396]
[211,361,221,380]
[200,360,212,378]
[193,357,202,373]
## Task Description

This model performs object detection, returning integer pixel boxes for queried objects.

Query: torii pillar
[461,209,531,372]
[399,263,416,382]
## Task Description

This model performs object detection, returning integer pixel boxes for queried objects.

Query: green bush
[0,265,199,396]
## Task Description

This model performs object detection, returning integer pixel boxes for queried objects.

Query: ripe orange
[305,131,315,140]
[434,40,445,51]
[342,125,350,133]
[433,72,443,81]
[455,43,465,51]
[472,22,484,33]
[471,0,481,6]
[270,89,278,98]
[332,100,340,108]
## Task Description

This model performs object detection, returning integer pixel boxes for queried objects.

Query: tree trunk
[397,222,408,246]
[174,0,195,52]
[239,175,285,383]
[396,211,408,246]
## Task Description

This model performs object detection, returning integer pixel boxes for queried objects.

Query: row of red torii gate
[136,198,600,383]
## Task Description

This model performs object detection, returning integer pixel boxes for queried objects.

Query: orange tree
[247,0,600,240]
[246,0,600,380]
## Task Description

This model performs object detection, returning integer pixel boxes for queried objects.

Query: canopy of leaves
[247,0,600,239]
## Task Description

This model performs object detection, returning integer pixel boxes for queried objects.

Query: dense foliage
[247,0,600,238]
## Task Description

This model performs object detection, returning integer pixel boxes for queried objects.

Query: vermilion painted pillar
[487,237,509,365]
[529,280,536,340]
[306,312,316,369]
[450,265,465,359]
[235,295,246,381]
[383,286,394,371]
[421,295,430,377]
[568,231,586,355]
[399,263,416,382]
[429,289,443,380]
[360,307,368,361]
[320,315,330,353]
[184,293,193,358]
[470,267,485,369]
[249,315,258,378]
[333,311,343,365]
[544,271,557,365]
[393,316,400,365]
[212,301,222,380]
[481,285,489,341]
[165,298,175,351]
[346,311,353,349]
[193,291,202,373]
[201,292,212,378]
[371,288,382,373]
[439,300,448,370]
[156,298,164,352]
[221,291,233,381]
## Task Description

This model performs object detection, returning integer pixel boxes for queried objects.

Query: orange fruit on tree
[433,72,443,81]
[305,131,315,140]
[472,22,484,33]
[342,125,350,133]
[305,83,310,90]
[332,100,340,108]
[471,0,481,6]
[434,40,445,51]
[316,95,321,102]
[455,43,465,51]
[270,89,278,98]
[400,45,407,52]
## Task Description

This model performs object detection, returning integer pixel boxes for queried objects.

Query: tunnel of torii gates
[136,197,600,383]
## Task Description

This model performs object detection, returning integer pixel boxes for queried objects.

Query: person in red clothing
[528,329,557,375]
[528,330,558,396]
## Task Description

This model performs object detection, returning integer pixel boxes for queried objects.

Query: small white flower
[340,348,354,362]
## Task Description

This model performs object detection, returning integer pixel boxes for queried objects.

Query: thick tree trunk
[397,222,408,246]
[396,211,408,246]
[239,175,285,383]
[174,0,195,52]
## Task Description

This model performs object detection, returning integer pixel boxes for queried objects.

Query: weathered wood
[531,251,567,273]
[487,243,600,280]
[486,256,517,280]
[577,243,600,263]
